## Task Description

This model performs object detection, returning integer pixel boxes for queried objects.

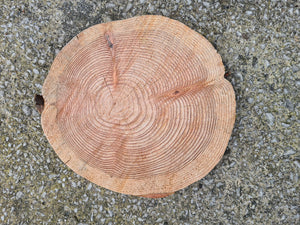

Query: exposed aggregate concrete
[0,0,299,224]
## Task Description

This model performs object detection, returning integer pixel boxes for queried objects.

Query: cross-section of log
[41,15,236,198]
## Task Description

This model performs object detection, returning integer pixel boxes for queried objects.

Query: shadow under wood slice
[34,94,44,114]
[139,192,175,198]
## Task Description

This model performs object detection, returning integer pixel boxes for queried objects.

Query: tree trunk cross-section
[41,15,236,198]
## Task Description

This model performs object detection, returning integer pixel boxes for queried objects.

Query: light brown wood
[41,15,235,198]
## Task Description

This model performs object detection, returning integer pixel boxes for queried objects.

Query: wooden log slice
[41,15,236,198]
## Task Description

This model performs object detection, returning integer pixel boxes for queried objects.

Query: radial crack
[154,80,215,101]
[105,33,118,88]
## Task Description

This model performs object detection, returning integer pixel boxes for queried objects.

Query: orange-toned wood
[41,15,235,197]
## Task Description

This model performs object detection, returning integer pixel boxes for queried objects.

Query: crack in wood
[105,33,118,88]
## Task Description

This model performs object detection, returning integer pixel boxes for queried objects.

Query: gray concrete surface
[0,0,299,224]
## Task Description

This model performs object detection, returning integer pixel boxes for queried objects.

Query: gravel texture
[0,0,299,224]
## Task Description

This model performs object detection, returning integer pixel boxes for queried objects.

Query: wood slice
[41,15,235,198]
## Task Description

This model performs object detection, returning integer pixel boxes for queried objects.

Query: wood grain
[41,15,236,197]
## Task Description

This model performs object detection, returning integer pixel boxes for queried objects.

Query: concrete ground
[0,0,299,224]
